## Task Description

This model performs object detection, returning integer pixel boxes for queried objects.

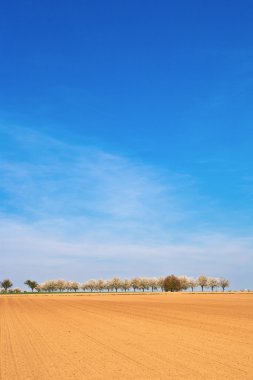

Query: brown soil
[0,293,252,379]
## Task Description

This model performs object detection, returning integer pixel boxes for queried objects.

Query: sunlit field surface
[0,293,253,379]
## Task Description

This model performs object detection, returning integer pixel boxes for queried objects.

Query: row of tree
[1,275,230,293]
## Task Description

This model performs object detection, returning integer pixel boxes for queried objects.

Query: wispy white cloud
[0,125,190,234]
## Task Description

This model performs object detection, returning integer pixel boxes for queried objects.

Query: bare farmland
[0,293,252,379]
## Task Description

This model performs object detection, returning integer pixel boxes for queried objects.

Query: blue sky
[0,1,253,288]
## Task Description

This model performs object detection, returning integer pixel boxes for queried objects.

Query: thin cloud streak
[0,125,191,228]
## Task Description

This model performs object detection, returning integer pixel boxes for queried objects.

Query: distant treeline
[0,275,230,293]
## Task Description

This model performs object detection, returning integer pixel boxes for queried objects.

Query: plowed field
[0,293,252,379]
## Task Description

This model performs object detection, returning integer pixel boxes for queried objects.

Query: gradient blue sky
[0,1,253,288]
